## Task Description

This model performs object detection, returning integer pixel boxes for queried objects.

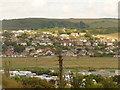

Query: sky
[0,0,119,20]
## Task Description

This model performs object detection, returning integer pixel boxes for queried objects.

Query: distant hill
[2,18,89,30]
[2,18,118,34]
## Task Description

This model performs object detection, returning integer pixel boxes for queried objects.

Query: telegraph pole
[4,60,11,77]
[58,54,64,88]
[36,58,38,69]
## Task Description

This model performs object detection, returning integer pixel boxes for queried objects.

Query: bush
[100,77,118,88]
[2,74,23,88]
[31,69,51,75]
[16,77,55,88]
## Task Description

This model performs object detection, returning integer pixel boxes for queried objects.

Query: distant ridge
[2,18,118,34]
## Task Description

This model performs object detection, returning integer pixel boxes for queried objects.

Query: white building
[115,70,120,75]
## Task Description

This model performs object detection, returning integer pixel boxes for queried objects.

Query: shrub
[16,77,55,88]
[2,74,23,88]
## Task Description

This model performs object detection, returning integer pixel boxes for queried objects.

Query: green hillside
[2,18,89,30]
[67,18,117,27]
[99,33,119,40]
[2,18,118,34]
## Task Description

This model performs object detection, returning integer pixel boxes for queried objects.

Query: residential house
[43,38,53,45]
[15,33,22,37]
[92,35,100,38]
[30,50,38,56]
[45,48,51,51]
[76,41,83,46]
[31,40,40,46]
[35,36,45,41]
[21,51,29,57]
[71,33,79,37]
[97,51,104,54]
[105,46,115,50]
[44,38,51,42]
[52,34,58,37]
[44,48,55,56]
[60,34,69,37]
[60,34,69,40]
[45,50,54,56]
[87,46,95,50]
[65,51,75,56]
[99,39,107,44]
[112,39,116,42]
[25,46,35,52]
[115,70,120,75]
[85,41,91,46]
[30,50,35,56]
[15,30,25,33]
[47,41,53,46]
[41,35,49,38]
[17,40,27,46]
[60,41,73,46]
[70,38,77,41]
[36,49,45,56]
[76,47,85,50]
[107,42,113,46]
[24,30,32,33]
[28,34,35,38]
[79,33,86,36]
[78,51,86,56]
[39,42,47,46]
[36,49,43,53]
[6,46,14,56]
[79,38,87,42]
[92,42,98,46]
[0,36,5,42]
[11,35,18,42]
[87,50,96,56]
[43,32,52,35]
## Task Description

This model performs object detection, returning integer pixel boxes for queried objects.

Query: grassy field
[66,18,118,29]
[99,33,118,40]
[1,56,118,71]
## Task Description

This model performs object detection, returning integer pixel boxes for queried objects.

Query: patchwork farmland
[1,56,118,71]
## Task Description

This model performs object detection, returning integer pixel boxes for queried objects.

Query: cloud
[0,0,49,19]
[61,4,75,13]
[100,1,118,17]
[0,0,119,19]
[31,0,48,9]
[86,0,96,9]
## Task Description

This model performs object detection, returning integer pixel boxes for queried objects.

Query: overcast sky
[0,0,119,20]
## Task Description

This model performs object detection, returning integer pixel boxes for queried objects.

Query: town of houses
[0,29,119,57]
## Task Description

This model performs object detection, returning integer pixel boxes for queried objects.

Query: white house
[107,42,113,46]
[115,70,120,75]
[43,32,52,35]
[33,74,58,82]
[71,33,79,37]
[60,34,69,37]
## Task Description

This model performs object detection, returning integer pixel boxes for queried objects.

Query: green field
[1,56,118,71]
[68,18,118,28]
[99,33,119,40]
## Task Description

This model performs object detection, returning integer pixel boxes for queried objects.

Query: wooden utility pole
[36,58,38,68]
[58,54,64,88]
[4,60,11,77]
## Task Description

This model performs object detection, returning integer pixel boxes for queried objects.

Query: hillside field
[99,33,119,40]
[1,56,118,71]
